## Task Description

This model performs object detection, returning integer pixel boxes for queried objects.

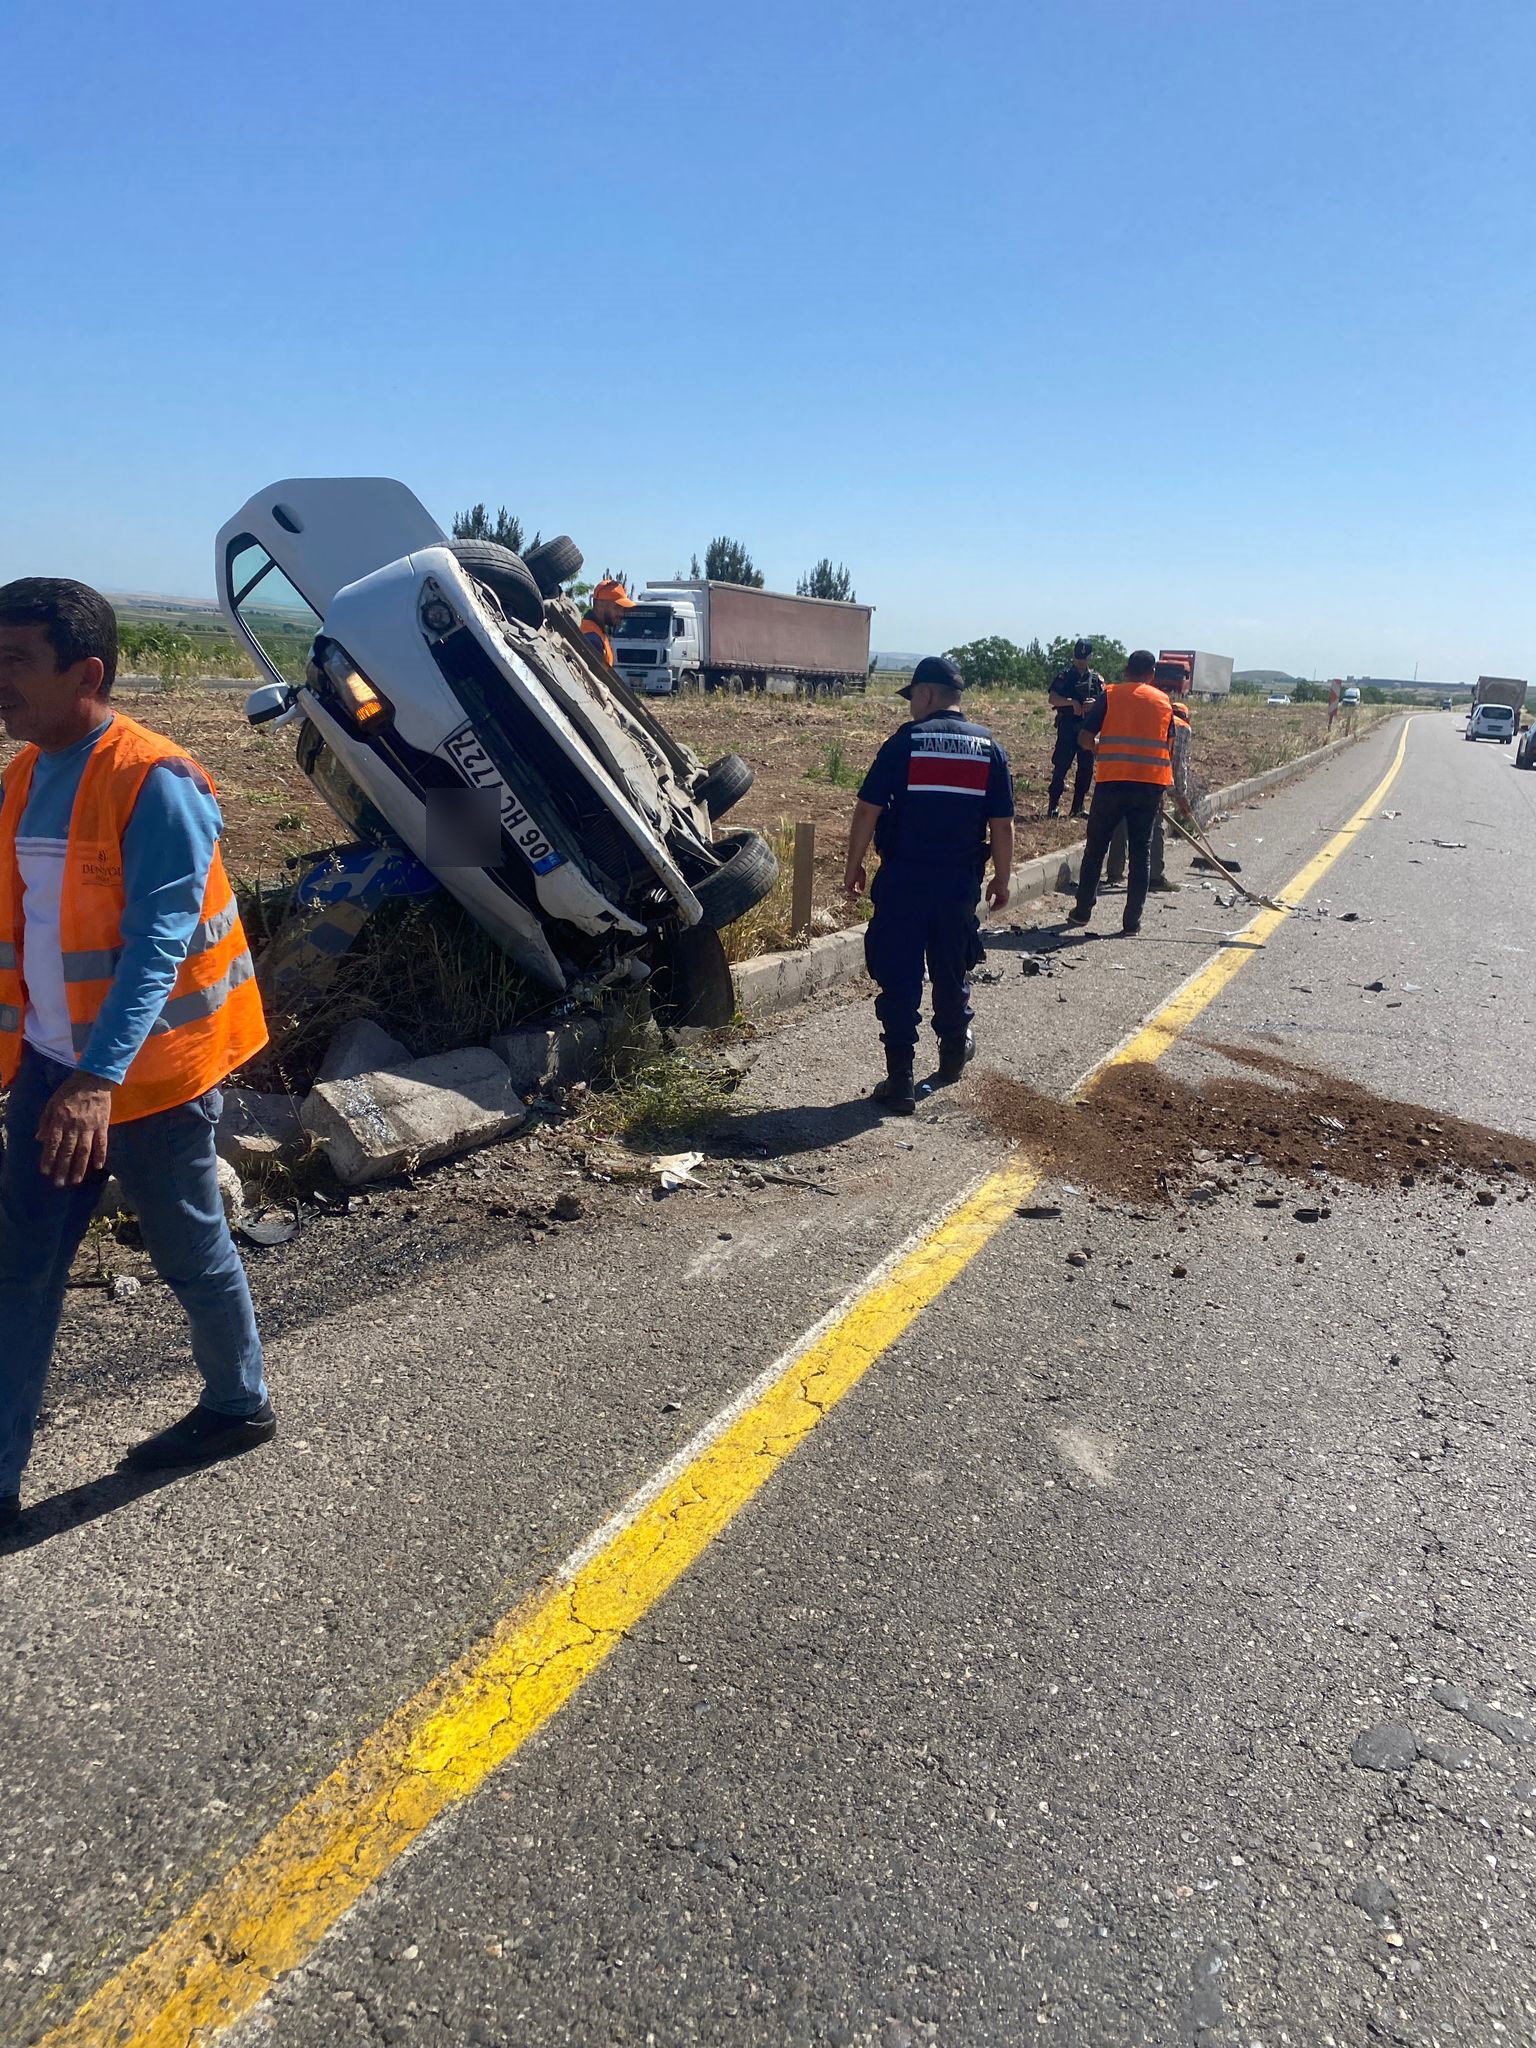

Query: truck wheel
[448,540,545,629]
[524,535,583,596]
[677,669,701,695]
[693,827,780,930]
[694,753,754,820]
[650,922,735,1028]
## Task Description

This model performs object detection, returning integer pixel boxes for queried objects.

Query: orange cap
[593,577,637,609]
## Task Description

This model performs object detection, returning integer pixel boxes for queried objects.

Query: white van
[1467,703,1516,745]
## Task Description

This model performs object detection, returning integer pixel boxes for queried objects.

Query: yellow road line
[38,719,1414,2048]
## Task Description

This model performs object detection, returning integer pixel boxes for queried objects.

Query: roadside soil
[15,688,1380,953]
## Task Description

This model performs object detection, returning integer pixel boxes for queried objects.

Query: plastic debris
[652,1150,707,1192]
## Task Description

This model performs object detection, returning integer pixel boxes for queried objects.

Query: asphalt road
[5,712,1536,2047]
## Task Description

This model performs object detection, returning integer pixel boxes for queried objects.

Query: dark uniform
[1047,662,1104,816]
[858,708,1014,1068]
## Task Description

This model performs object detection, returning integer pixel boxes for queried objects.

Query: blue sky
[2,0,1531,679]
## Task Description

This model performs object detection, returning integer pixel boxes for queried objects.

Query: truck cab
[612,588,703,696]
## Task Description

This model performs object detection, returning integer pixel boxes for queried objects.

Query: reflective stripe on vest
[58,900,241,985]
[1093,682,1175,787]
[0,714,269,1122]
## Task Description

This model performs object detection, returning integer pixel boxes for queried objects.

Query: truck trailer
[1159,649,1234,699]
[612,581,873,698]
[1472,675,1527,713]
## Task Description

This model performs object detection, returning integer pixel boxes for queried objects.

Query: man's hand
[37,1071,114,1189]
[985,875,1012,913]
[844,862,868,899]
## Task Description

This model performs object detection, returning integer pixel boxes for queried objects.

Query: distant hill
[871,652,920,672]
[1234,669,1299,687]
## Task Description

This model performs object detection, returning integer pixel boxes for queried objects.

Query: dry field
[4,687,1381,957]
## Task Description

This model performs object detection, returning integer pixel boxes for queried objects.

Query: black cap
[1073,638,1092,659]
[899,654,964,700]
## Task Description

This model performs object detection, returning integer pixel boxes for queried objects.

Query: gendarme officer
[1046,637,1104,818]
[844,656,1015,1115]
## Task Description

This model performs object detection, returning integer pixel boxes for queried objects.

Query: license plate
[442,725,565,876]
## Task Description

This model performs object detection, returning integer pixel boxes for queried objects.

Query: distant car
[1340,686,1361,707]
[1266,693,1291,706]
[217,478,777,1020]
[1466,703,1516,745]
[1515,722,1536,769]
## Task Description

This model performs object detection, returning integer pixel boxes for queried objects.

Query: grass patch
[719,822,804,963]
[586,1013,741,1143]
[804,736,863,789]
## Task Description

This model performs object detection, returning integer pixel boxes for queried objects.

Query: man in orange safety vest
[0,579,274,1531]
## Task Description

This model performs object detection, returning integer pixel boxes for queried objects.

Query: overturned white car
[215,479,774,1020]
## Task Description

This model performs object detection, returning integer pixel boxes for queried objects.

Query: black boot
[936,1029,976,1084]
[872,1058,916,1115]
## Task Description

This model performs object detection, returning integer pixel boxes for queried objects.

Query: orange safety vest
[1093,681,1175,786]
[0,714,268,1123]
[580,615,615,667]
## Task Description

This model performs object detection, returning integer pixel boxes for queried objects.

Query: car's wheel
[448,540,544,629]
[692,827,780,931]
[694,753,754,820]
[524,535,583,596]
[649,922,736,1028]
[677,668,701,695]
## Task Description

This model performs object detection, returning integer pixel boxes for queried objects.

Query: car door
[216,478,447,619]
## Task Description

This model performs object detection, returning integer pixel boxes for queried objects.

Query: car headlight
[318,642,394,733]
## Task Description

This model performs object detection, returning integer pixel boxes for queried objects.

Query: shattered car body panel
[216,479,770,997]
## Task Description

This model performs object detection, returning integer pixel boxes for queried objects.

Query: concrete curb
[732,717,1387,1022]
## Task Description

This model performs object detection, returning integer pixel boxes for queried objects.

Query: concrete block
[217,1087,306,1170]
[317,1017,412,1084]
[96,1160,244,1223]
[301,1047,529,1186]
[490,1017,607,1095]
[216,1157,246,1222]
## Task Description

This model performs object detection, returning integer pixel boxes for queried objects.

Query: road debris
[234,1205,301,1248]
[652,1150,708,1193]
[975,1039,1536,1209]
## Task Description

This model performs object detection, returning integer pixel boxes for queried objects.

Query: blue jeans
[0,1047,268,1494]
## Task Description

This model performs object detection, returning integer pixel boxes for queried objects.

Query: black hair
[1125,648,1157,679]
[0,577,118,693]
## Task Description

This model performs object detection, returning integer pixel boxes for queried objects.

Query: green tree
[945,636,1033,688]
[1291,679,1328,702]
[452,503,541,552]
[796,559,856,601]
[704,537,764,587]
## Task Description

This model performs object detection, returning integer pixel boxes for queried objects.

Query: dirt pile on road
[975,1040,1536,1208]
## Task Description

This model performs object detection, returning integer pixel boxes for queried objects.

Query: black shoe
[1069,807,1087,819]
[1147,876,1179,894]
[0,1495,20,1537]
[936,1030,976,1084]
[872,1067,916,1116]
[1046,807,1061,820]
[1121,922,1141,937]
[122,1402,277,1472]
[1065,909,1092,929]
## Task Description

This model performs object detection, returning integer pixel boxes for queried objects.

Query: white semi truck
[612,581,873,698]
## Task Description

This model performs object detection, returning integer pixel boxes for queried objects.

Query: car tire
[448,540,545,629]
[650,922,736,1028]
[524,535,583,597]
[692,827,780,930]
[694,753,754,820]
